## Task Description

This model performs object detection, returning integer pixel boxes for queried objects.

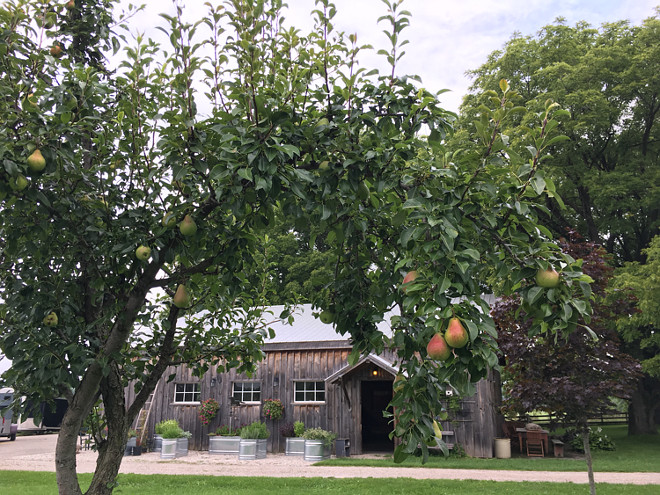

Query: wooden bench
[551,438,564,458]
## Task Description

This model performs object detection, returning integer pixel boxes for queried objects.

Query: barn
[129,304,501,457]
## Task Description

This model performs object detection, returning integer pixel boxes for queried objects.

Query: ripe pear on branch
[427,333,451,360]
[179,214,197,236]
[444,317,469,348]
[535,266,560,288]
[172,284,190,308]
[27,149,46,173]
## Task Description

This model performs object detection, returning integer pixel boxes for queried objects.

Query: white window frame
[293,381,326,404]
[232,381,261,404]
[173,383,201,404]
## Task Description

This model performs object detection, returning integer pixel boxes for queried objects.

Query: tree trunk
[85,364,129,495]
[628,377,660,435]
[56,361,107,495]
[581,426,597,495]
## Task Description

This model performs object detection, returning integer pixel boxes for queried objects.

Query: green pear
[43,312,58,327]
[319,310,334,324]
[357,181,370,201]
[135,245,151,261]
[162,211,177,228]
[10,174,28,191]
[172,284,190,308]
[535,267,560,288]
[179,214,197,236]
[27,149,46,172]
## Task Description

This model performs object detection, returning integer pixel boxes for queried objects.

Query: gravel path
[2,447,659,485]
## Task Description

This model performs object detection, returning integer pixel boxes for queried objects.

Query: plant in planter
[283,421,306,456]
[198,398,219,426]
[263,398,284,420]
[154,419,178,453]
[302,427,336,461]
[177,430,192,458]
[159,422,184,460]
[238,421,270,460]
[209,424,243,455]
[294,421,305,438]
[124,429,141,456]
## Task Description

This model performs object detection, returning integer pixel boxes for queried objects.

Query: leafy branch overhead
[0,0,593,493]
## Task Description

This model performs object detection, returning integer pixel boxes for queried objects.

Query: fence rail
[517,412,628,426]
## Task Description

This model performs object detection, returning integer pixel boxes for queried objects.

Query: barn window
[294,381,325,403]
[232,381,261,403]
[173,383,200,404]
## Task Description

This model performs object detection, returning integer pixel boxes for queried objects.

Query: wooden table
[515,428,549,454]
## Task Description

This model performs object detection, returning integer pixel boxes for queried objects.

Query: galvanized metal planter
[209,435,241,455]
[303,439,331,461]
[285,437,305,456]
[160,438,177,459]
[238,438,267,460]
[152,435,162,452]
[176,437,189,457]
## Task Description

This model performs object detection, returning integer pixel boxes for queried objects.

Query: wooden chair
[526,429,545,457]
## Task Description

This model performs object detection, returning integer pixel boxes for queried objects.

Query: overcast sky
[116,0,658,113]
[0,1,657,378]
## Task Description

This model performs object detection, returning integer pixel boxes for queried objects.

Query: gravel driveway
[1,434,658,485]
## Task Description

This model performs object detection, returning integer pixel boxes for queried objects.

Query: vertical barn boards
[437,369,503,458]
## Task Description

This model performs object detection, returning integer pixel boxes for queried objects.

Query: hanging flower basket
[198,398,220,426]
[263,398,284,420]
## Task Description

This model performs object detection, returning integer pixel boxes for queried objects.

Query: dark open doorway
[361,380,393,452]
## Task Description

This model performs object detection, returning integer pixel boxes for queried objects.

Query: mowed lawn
[1,472,659,495]
[1,426,657,494]
[317,425,660,473]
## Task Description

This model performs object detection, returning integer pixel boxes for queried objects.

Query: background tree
[461,13,660,264]
[610,235,660,435]
[254,214,334,304]
[492,232,640,495]
[0,1,592,493]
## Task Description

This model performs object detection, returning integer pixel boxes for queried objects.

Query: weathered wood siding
[129,347,501,457]
[437,369,502,458]
[131,343,354,452]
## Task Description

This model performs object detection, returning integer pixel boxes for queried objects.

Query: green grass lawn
[0,472,657,495]
[317,425,660,473]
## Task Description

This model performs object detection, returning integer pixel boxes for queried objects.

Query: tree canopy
[610,235,660,434]
[461,13,660,263]
[0,1,592,494]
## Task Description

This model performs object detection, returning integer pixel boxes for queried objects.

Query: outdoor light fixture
[372,369,378,377]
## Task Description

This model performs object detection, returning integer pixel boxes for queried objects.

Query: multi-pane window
[294,381,325,403]
[232,382,261,403]
[174,383,200,403]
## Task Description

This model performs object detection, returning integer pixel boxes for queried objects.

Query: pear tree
[0,1,592,494]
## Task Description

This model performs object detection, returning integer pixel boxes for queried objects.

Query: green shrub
[293,421,305,437]
[160,422,184,439]
[564,426,616,452]
[155,419,179,435]
[239,421,270,439]
[301,427,336,447]
[216,424,241,436]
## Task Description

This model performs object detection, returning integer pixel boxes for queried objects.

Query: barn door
[360,380,393,452]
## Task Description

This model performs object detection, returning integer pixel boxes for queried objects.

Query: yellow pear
[27,149,46,172]
[43,312,58,327]
[172,284,190,308]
